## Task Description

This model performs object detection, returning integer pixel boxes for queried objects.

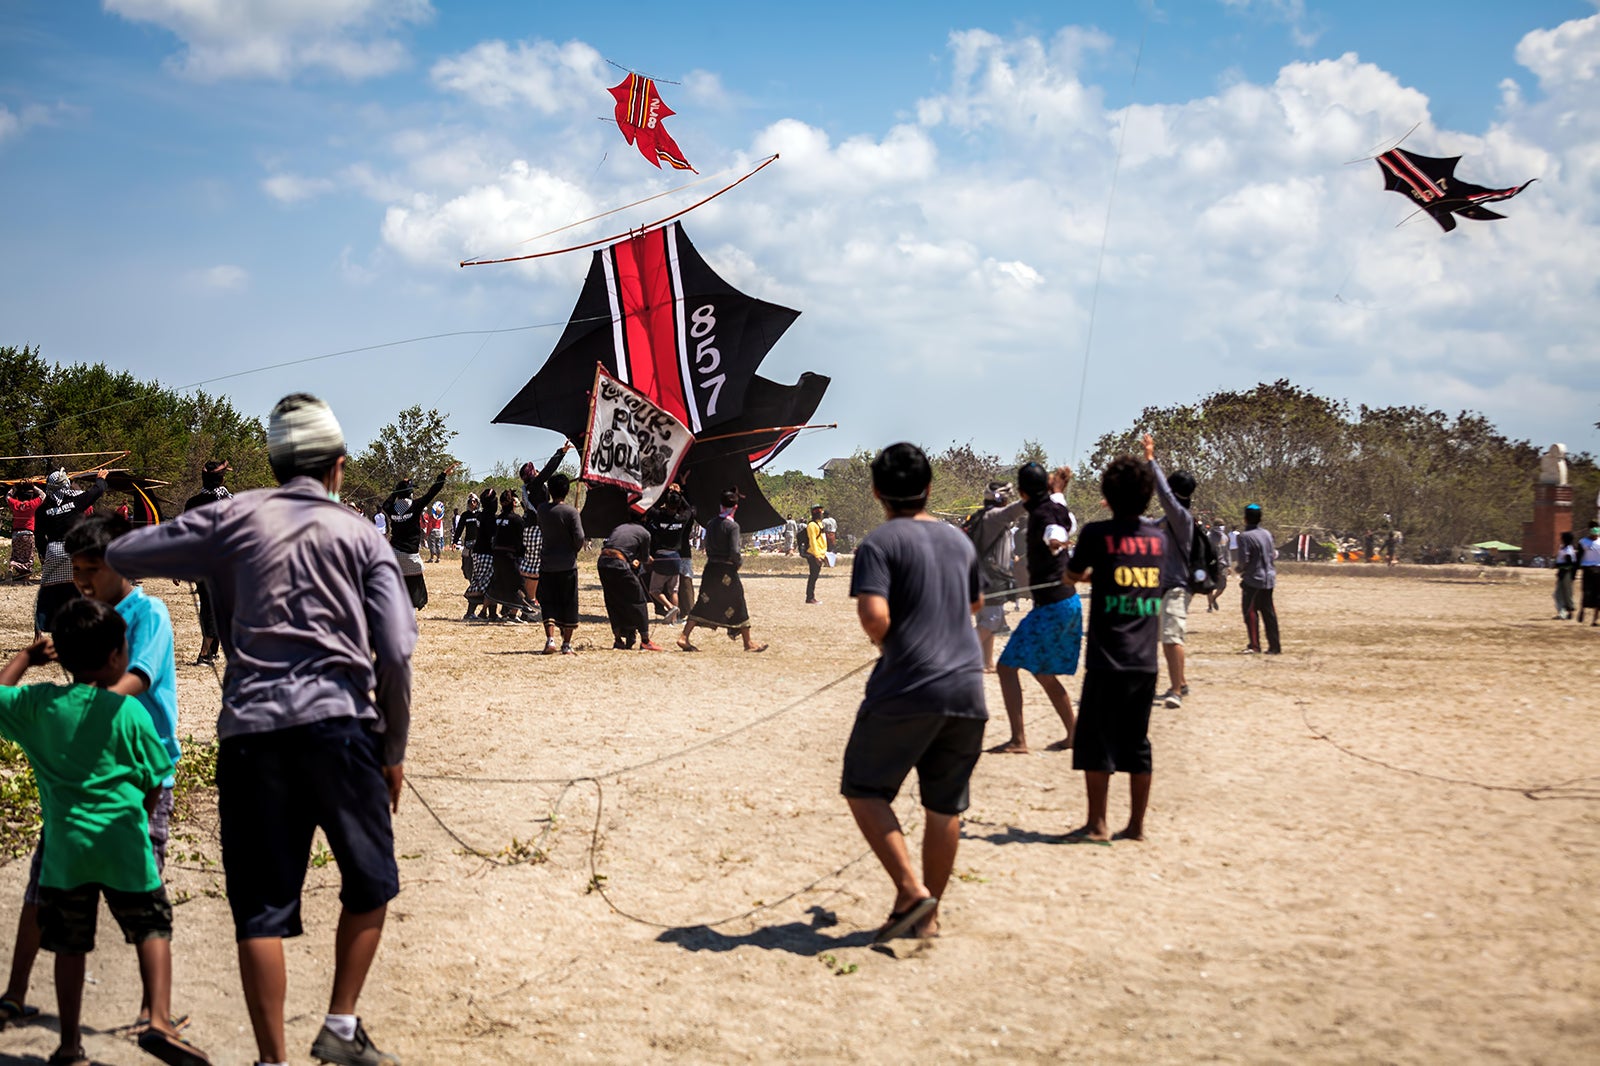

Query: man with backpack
[1141,434,1216,710]
[966,482,1026,671]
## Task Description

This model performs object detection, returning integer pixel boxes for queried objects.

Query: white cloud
[430,39,606,113]
[0,101,68,148]
[103,0,432,81]
[194,264,248,291]
[1514,12,1600,92]
[1220,0,1322,49]
[336,18,1600,462]
[262,172,336,203]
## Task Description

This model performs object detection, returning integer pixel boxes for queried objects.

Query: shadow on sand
[657,906,876,957]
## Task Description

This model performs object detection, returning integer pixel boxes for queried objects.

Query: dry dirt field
[1,556,1597,1064]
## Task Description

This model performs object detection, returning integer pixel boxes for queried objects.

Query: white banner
[581,366,693,512]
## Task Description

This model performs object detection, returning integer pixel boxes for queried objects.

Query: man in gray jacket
[968,482,1025,672]
[108,393,415,1066]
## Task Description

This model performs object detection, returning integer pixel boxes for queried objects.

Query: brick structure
[1523,481,1573,560]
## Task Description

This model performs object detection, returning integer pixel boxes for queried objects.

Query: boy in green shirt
[0,599,209,1066]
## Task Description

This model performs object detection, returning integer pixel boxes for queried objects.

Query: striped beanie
[268,393,346,477]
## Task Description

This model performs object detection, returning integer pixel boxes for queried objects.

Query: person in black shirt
[485,490,528,623]
[382,472,446,610]
[642,488,691,623]
[181,459,234,663]
[678,490,766,653]
[454,495,480,596]
[463,486,499,620]
[35,470,106,636]
[992,462,1081,754]
[1063,455,1164,843]
[597,518,660,650]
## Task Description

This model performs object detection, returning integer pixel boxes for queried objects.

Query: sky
[1,0,1598,480]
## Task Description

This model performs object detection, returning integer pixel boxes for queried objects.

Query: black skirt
[688,560,749,630]
[486,552,525,608]
[404,573,428,610]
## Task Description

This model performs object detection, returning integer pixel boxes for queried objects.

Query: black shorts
[37,883,172,956]
[536,568,580,626]
[218,716,399,940]
[1072,670,1156,774]
[840,710,985,815]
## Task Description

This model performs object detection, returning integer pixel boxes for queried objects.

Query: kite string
[1066,17,1148,472]
[604,57,680,85]
[459,162,740,264]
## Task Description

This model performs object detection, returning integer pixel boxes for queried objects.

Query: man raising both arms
[109,393,415,1066]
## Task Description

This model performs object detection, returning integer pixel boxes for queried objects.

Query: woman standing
[1555,530,1579,620]
[485,489,528,623]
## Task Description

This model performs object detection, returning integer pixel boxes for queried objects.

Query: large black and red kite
[495,222,828,533]
[1374,147,1536,232]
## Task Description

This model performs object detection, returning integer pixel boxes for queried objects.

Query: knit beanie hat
[268,394,345,478]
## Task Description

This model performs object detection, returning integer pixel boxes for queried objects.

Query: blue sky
[2,0,1597,481]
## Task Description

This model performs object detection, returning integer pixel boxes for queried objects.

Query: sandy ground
[0,555,1597,1064]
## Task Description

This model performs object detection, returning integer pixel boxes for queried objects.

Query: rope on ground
[406,656,890,928]
[1298,701,1600,802]
[411,656,876,785]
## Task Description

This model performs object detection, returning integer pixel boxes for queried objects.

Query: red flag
[608,73,695,172]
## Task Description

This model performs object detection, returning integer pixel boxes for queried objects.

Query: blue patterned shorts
[998,595,1083,676]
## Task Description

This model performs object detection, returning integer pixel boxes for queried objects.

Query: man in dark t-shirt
[1063,454,1164,843]
[844,443,986,943]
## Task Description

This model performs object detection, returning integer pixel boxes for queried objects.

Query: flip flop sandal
[873,896,938,944]
[130,1013,191,1036]
[137,1027,212,1066]
[0,996,40,1029]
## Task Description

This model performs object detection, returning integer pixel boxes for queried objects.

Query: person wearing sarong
[183,459,233,664]
[485,490,528,623]
[34,470,105,635]
[6,482,42,582]
[464,485,498,619]
[598,518,660,650]
[383,472,446,611]
[455,494,481,609]
[678,490,767,653]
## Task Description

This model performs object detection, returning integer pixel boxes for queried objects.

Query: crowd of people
[0,387,1303,1066]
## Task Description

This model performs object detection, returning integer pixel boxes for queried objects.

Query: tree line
[758,380,1593,553]
[0,348,1581,554]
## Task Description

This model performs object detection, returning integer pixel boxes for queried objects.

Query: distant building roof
[819,457,852,474]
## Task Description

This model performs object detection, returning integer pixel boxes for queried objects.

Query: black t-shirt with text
[1067,517,1165,673]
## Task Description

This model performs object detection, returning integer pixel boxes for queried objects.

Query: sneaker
[310,1019,398,1065]
[461,607,477,621]
[1163,691,1182,709]
[542,640,558,655]
[1155,688,1178,704]
[663,607,680,625]
[560,643,575,655]
[1180,684,1190,696]
[639,641,665,652]
[1240,647,1260,655]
